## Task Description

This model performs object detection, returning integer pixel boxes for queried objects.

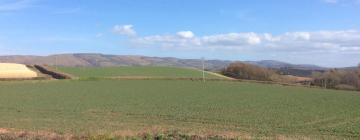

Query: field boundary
[203,71,236,80]
[0,77,48,81]
[0,127,326,140]
[103,76,304,86]
[78,76,325,89]
[105,76,235,81]
[34,65,73,79]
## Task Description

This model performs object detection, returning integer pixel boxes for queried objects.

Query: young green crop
[0,79,359,139]
[58,66,224,79]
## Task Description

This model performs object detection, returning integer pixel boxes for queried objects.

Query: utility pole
[202,57,205,82]
[55,55,58,71]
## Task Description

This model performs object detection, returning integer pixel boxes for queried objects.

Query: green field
[0,79,359,139]
[58,66,225,79]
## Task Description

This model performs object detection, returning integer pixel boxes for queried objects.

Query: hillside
[245,60,327,70]
[0,54,329,72]
[0,54,231,71]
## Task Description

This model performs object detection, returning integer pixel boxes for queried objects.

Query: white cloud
[285,32,311,41]
[201,32,262,46]
[177,31,195,39]
[131,30,360,54]
[113,25,136,37]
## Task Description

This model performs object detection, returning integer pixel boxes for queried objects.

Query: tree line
[221,62,360,91]
[311,68,360,91]
[221,62,275,81]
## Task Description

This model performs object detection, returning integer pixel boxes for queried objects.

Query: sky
[0,0,360,67]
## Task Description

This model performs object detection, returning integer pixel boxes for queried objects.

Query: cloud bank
[177,31,195,39]
[129,29,360,54]
[111,24,360,66]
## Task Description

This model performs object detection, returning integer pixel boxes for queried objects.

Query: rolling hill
[0,53,328,71]
[0,54,231,70]
[245,60,327,70]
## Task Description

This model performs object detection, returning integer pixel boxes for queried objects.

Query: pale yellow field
[0,63,37,79]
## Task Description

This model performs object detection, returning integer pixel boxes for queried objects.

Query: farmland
[0,76,359,139]
[58,66,225,79]
[0,63,37,79]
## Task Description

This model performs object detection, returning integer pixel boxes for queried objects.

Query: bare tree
[222,62,275,81]
[312,68,360,91]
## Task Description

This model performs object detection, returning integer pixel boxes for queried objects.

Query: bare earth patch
[0,128,9,134]
[0,127,332,140]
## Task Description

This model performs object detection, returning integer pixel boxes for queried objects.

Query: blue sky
[0,0,360,67]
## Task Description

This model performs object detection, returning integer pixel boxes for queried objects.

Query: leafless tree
[312,68,360,90]
[222,62,275,81]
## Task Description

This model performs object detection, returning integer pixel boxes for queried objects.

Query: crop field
[58,66,226,79]
[0,79,359,139]
[0,63,37,79]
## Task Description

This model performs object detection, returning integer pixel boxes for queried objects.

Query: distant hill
[245,60,327,70]
[244,60,328,77]
[0,53,329,76]
[0,54,231,71]
[340,66,360,71]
